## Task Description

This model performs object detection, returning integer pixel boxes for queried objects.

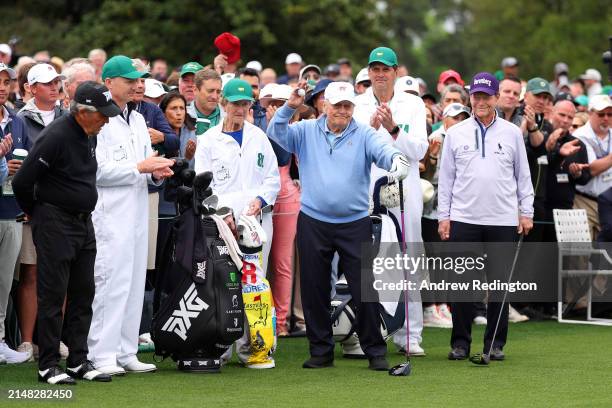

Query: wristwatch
[528,126,539,133]
[390,125,400,135]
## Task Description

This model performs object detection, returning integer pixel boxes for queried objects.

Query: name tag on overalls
[556,173,569,183]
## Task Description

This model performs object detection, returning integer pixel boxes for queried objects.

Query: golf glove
[389,154,409,182]
[237,214,268,248]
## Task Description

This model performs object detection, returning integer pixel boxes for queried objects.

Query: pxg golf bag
[151,160,244,373]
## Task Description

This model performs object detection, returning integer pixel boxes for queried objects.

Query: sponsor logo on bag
[161,283,209,341]
[217,245,230,256]
[196,261,206,280]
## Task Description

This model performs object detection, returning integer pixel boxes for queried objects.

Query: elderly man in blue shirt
[267,81,409,371]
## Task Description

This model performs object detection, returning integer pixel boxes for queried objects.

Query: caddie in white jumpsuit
[194,78,280,273]
[353,47,429,355]
[88,56,175,375]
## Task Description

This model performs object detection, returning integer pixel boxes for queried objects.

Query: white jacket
[194,121,280,217]
[353,88,429,243]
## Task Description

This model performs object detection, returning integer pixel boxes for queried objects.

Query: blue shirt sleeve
[152,104,180,152]
[0,157,7,184]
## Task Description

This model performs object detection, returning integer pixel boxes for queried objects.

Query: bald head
[552,100,576,131]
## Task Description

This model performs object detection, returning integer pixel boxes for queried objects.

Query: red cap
[438,69,464,86]
[214,32,241,64]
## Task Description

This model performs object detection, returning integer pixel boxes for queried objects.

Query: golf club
[389,179,411,377]
[202,194,219,213]
[470,235,524,366]
[259,204,273,224]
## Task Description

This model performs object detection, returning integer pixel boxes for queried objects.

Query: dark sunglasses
[596,112,612,118]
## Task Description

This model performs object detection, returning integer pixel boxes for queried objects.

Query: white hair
[62,62,96,85]
[132,58,150,74]
[88,48,107,60]
[70,100,98,114]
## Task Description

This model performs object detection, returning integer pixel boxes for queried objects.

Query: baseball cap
[214,32,241,64]
[554,92,575,105]
[443,103,471,118]
[554,62,569,76]
[223,78,254,103]
[324,64,340,76]
[368,47,398,67]
[144,78,168,98]
[0,44,11,56]
[285,53,302,65]
[306,79,333,105]
[221,72,235,89]
[469,72,499,95]
[395,76,419,95]
[575,95,589,107]
[324,81,355,105]
[27,63,66,85]
[526,77,552,96]
[246,60,263,72]
[102,56,149,80]
[501,57,519,68]
[180,62,204,77]
[259,83,278,99]
[588,94,612,112]
[355,68,369,84]
[438,69,464,86]
[299,64,321,79]
[337,58,351,66]
[0,63,16,80]
[580,68,602,82]
[74,81,122,117]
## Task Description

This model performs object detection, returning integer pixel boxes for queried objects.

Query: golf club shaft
[487,235,524,357]
[398,179,409,359]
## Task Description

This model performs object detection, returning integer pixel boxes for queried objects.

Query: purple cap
[469,72,499,95]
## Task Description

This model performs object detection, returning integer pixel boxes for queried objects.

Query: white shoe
[437,304,453,327]
[0,341,31,364]
[423,305,452,328]
[59,342,69,359]
[17,342,35,362]
[408,343,426,356]
[473,315,488,325]
[508,305,529,323]
[122,360,157,373]
[0,354,6,364]
[96,364,126,376]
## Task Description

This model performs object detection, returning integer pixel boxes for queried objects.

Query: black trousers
[31,203,96,370]
[449,221,517,353]
[296,212,386,359]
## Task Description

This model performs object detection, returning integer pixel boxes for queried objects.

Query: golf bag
[331,176,405,358]
[151,166,244,373]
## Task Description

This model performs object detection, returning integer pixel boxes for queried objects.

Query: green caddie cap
[223,78,254,102]
[102,55,150,80]
[526,77,552,96]
[368,47,398,67]
[180,62,204,77]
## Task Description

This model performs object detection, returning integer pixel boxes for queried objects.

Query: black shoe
[448,347,468,360]
[368,356,389,371]
[38,366,77,385]
[67,360,112,382]
[489,348,505,361]
[302,355,334,368]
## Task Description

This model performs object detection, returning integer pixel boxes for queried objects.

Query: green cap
[102,55,149,80]
[526,77,552,96]
[223,79,254,102]
[368,47,398,67]
[180,62,204,77]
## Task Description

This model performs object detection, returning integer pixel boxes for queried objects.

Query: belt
[575,191,597,201]
[40,202,90,221]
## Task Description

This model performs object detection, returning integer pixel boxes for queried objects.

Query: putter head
[469,353,490,366]
[388,362,411,376]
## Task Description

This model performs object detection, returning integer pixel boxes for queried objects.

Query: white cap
[221,72,235,89]
[0,44,11,56]
[299,64,321,79]
[259,83,278,99]
[0,63,16,80]
[144,78,167,98]
[245,60,263,72]
[355,67,369,84]
[271,84,293,100]
[324,81,356,105]
[588,94,612,112]
[581,68,602,82]
[443,103,471,118]
[27,63,65,85]
[285,53,302,65]
[395,76,419,94]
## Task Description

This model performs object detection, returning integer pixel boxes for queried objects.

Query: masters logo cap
[180,61,204,77]
[324,81,356,105]
[368,47,398,67]
[469,72,499,95]
[526,77,552,96]
[74,81,122,117]
[223,78,254,102]
[588,94,612,112]
[27,63,66,85]
[102,55,149,80]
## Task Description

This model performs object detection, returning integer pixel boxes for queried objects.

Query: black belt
[40,202,90,221]
[575,191,597,201]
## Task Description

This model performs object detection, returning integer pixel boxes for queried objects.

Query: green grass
[1,322,611,407]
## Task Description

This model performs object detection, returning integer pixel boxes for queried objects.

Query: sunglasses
[597,112,612,118]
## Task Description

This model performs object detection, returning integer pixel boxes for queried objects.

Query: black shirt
[12,114,98,215]
[545,131,591,217]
